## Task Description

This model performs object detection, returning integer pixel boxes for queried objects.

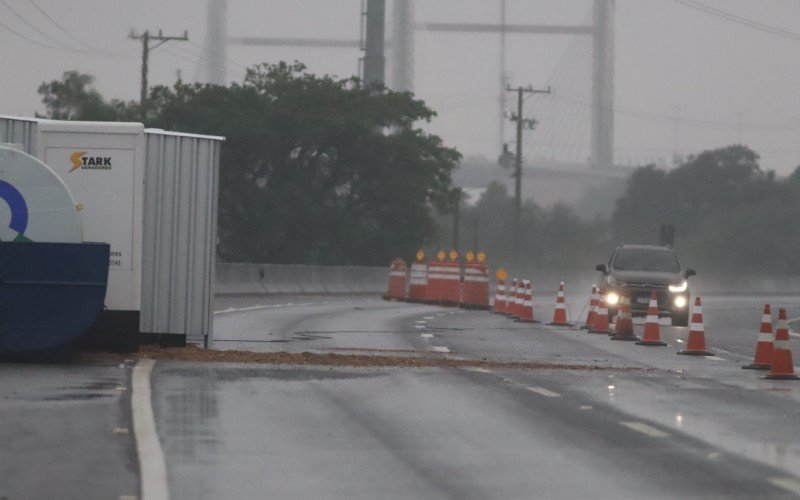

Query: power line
[162,45,247,82]
[0,0,83,51]
[26,0,116,55]
[0,15,64,50]
[670,0,800,42]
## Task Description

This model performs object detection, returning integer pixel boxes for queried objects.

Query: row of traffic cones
[493,278,575,326]
[581,287,797,379]
[742,304,798,379]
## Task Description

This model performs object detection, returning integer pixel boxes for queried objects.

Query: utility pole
[129,29,189,119]
[506,84,551,262]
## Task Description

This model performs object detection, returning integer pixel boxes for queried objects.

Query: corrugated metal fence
[141,131,221,340]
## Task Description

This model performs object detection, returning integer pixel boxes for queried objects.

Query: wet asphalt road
[3,292,800,499]
[0,363,138,499]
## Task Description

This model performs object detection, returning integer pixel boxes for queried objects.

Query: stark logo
[69,151,112,172]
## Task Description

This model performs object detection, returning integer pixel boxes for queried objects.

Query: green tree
[612,145,800,274]
[37,71,138,121]
[148,62,460,264]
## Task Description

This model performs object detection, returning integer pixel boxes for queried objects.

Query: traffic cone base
[637,339,666,346]
[677,349,713,356]
[742,363,770,370]
[764,373,799,380]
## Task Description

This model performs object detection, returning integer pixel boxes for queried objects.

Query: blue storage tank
[0,242,109,352]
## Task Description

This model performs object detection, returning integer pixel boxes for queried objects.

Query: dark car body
[596,244,695,326]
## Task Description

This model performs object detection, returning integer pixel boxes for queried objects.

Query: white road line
[213,302,320,315]
[710,347,739,357]
[790,332,800,339]
[579,405,593,411]
[132,359,170,500]
[414,325,426,329]
[526,387,561,398]
[415,320,426,324]
[620,421,669,438]
[421,333,434,338]
[705,355,725,361]
[432,346,450,353]
[769,477,800,496]
[463,367,493,373]
[423,316,435,320]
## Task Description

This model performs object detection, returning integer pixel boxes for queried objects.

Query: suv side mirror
[684,268,696,278]
[595,264,608,274]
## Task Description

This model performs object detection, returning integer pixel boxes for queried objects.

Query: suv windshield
[612,248,681,273]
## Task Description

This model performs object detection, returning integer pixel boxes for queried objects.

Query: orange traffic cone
[610,292,638,341]
[581,285,598,330]
[512,279,525,320]
[677,297,712,355]
[636,292,666,346]
[492,279,507,314]
[589,293,611,334]
[382,258,407,301]
[548,282,572,326]
[517,281,539,323]
[742,304,773,370]
[505,279,517,317]
[765,308,798,380]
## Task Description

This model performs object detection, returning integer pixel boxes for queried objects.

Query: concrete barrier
[216,263,800,297]
[215,263,265,295]
[216,263,388,296]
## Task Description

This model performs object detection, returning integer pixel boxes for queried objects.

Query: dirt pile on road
[78,345,644,371]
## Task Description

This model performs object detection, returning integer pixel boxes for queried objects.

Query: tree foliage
[38,65,461,265]
[613,145,800,273]
[431,181,613,270]
[37,71,138,121]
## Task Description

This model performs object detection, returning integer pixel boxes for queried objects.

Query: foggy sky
[2,0,799,174]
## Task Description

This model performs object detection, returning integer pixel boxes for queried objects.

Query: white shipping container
[0,115,222,347]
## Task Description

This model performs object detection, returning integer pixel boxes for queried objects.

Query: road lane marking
[432,346,450,353]
[414,325,426,329]
[705,355,725,361]
[769,477,800,496]
[214,302,321,315]
[526,387,561,398]
[421,333,434,338]
[579,405,593,411]
[464,367,492,373]
[415,320,426,324]
[114,427,130,434]
[620,421,669,438]
[675,339,684,343]
[132,359,170,500]
[710,347,738,357]
[424,316,435,320]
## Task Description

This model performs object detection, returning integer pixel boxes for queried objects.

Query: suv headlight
[607,275,626,286]
[668,280,688,293]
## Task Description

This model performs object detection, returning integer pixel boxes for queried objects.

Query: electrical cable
[670,0,800,42]
[0,0,84,52]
